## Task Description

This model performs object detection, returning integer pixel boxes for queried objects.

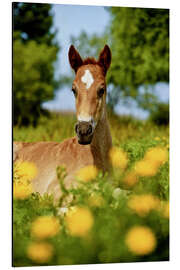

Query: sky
[42,4,169,119]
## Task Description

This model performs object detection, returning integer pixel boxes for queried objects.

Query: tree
[108,7,169,108]
[13,40,58,125]
[13,2,57,45]
[13,3,59,125]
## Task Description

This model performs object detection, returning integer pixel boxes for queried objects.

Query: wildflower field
[13,112,169,266]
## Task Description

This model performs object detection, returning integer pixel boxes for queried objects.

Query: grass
[13,112,169,266]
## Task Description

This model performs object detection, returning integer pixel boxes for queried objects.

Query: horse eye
[98,88,105,98]
[72,88,77,97]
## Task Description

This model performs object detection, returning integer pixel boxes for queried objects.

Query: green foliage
[109,7,169,104]
[13,3,59,125]
[13,39,58,125]
[13,113,169,266]
[13,3,57,45]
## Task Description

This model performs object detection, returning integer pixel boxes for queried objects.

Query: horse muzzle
[75,121,94,145]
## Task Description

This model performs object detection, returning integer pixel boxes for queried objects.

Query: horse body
[14,45,112,203]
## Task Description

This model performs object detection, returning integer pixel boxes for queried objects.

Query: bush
[149,103,169,125]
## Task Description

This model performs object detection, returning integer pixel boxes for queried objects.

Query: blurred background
[13,3,169,126]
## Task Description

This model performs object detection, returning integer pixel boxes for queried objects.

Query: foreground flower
[31,216,60,239]
[134,159,158,177]
[128,194,160,216]
[144,147,168,166]
[76,165,98,182]
[65,206,94,237]
[27,241,54,263]
[123,172,138,187]
[163,201,169,218]
[125,226,156,255]
[14,160,38,181]
[13,181,33,200]
[109,147,128,170]
[159,201,169,218]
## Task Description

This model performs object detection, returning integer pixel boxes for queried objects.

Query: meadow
[13,112,169,266]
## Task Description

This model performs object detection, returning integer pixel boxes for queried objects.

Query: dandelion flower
[14,160,38,181]
[109,147,128,170]
[31,216,60,239]
[27,241,53,263]
[144,147,168,166]
[88,193,105,207]
[76,165,98,182]
[13,181,33,200]
[128,194,160,216]
[125,226,156,255]
[163,201,169,218]
[65,206,94,237]
[160,201,169,218]
[123,172,138,187]
[134,159,158,177]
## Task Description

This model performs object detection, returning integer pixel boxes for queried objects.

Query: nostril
[87,125,92,135]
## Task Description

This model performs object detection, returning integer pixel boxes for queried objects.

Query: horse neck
[90,106,112,171]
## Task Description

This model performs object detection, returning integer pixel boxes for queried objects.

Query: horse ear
[98,45,111,75]
[68,45,83,73]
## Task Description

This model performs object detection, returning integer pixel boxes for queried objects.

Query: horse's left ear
[98,45,111,75]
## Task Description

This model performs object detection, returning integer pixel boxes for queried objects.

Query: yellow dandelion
[128,194,160,217]
[27,241,53,263]
[31,216,60,239]
[14,160,38,181]
[159,201,169,219]
[109,147,128,170]
[65,206,94,237]
[88,193,105,207]
[144,147,168,166]
[13,181,33,200]
[76,165,98,182]
[163,201,169,218]
[125,226,156,255]
[134,159,158,177]
[123,172,138,187]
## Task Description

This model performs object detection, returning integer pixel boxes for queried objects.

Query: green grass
[13,112,169,266]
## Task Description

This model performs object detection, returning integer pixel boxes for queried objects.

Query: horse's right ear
[68,45,83,73]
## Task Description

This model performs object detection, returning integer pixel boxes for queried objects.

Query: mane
[82,57,105,74]
[83,57,99,65]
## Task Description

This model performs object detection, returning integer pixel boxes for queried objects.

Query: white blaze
[81,69,94,89]
[78,115,92,122]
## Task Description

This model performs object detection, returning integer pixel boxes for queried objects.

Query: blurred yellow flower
[163,201,169,218]
[31,216,60,239]
[144,147,168,166]
[88,193,105,207]
[14,160,38,181]
[128,194,160,216]
[109,147,128,170]
[125,226,156,255]
[65,206,94,237]
[27,241,53,263]
[134,159,158,177]
[13,181,33,200]
[159,201,169,218]
[76,165,98,182]
[123,172,138,187]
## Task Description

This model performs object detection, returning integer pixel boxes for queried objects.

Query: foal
[14,45,112,203]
